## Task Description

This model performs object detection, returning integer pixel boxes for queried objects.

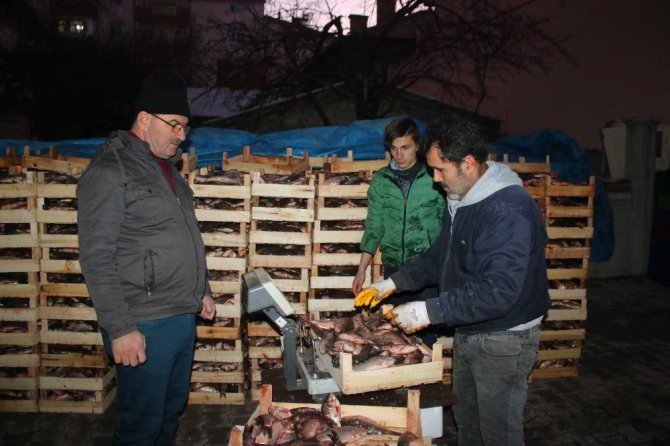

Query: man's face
[426,144,471,200]
[389,134,419,169]
[145,113,188,160]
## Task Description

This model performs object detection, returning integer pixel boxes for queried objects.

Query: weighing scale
[242,268,340,396]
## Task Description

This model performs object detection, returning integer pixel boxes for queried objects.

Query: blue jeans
[102,313,196,446]
[451,325,539,446]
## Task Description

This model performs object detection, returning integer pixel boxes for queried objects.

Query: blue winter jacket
[390,162,550,333]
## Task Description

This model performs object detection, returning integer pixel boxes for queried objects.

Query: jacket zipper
[174,176,204,305]
[147,151,203,305]
[392,170,420,266]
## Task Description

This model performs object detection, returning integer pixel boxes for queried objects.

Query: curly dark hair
[383,117,420,151]
[419,115,488,164]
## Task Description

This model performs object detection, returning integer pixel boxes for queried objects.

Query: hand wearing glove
[385,301,431,334]
[354,278,396,308]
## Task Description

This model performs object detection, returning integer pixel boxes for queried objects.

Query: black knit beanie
[133,69,191,118]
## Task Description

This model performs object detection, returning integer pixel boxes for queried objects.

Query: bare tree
[205,0,570,125]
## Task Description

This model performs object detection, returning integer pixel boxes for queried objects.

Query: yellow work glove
[385,301,431,334]
[353,278,396,308]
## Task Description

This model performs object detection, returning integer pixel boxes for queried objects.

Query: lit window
[70,20,86,34]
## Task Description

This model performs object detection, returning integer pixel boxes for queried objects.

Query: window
[70,20,86,34]
[56,18,87,36]
[230,22,249,43]
[110,21,124,39]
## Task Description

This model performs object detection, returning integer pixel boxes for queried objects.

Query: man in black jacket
[77,70,215,445]
[356,116,550,446]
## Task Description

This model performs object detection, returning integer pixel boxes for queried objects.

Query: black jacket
[391,162,550,333]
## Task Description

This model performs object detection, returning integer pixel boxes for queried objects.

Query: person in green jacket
[352,117,445,342]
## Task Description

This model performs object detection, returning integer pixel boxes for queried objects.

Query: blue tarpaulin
[1,121,612,261]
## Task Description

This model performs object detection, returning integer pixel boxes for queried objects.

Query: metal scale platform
[242,268,340,396]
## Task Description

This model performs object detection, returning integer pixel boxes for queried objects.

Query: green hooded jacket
[360,163,445,268]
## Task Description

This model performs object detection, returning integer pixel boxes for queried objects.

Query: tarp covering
[1,121,612,261]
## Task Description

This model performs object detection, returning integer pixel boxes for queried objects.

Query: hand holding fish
[386,301,431,334]
[354,278,396,308]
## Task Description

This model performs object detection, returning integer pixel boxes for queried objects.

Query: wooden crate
[307,307,444,395]
[0,147,22,169]
[323,151,390,174]
[246,317,283,402]
[190,339,245,405]
[35,178,79,250]
[39,366,116,414]
[191,169,251,251]
[545,175,595,229]
[192,292,245,405]
[21,146,89,177]
[223,147,310,175]
[179,147,197,174]
[532,319,585,379]
[0,344,40,412]
[230,384,427,446]
[39,296,100,347]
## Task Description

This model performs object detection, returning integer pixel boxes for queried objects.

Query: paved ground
[2,276,669,445]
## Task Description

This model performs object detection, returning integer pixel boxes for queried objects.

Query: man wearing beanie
[77,69,215,445]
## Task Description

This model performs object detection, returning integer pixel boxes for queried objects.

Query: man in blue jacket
[355,115,550,446]
[77,70,215,445]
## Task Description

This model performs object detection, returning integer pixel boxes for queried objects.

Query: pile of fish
[308,312,432,372]
[243,393,419,445]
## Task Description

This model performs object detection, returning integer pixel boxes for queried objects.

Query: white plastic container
[420,405,444,438]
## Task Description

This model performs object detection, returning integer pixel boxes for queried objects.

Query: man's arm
[77,159,137,341]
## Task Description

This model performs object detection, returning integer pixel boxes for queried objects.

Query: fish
[352,355,397,372]
[321,393,341,427]
[341,415,405,435]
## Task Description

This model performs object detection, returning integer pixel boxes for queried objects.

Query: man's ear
[462,154,478,173]
[137,111,151,130]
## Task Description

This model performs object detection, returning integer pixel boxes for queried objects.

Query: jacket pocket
[125,179,170,223]
[143,250,156,296]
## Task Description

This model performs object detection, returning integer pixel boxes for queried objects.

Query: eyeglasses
[151,114,190,134]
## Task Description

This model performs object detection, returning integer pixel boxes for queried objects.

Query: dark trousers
[102,313,196,446]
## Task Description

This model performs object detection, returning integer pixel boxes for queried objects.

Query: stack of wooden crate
[35,169,116,414]
[493,154,593,379]
[536,175,594,378]
[0,169,40,413]
[309,169,372,319]
[188,168,249,405]
[247,170,314,400]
